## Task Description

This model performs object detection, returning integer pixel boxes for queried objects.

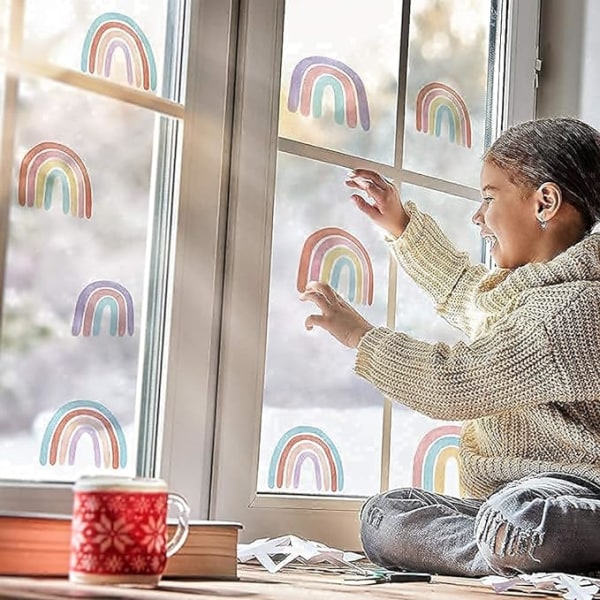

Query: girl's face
[472,161,541,269]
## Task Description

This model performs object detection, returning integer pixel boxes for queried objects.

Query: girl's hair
[484,117,600,231]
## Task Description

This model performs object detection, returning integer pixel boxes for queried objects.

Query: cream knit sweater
[355,202,600,499]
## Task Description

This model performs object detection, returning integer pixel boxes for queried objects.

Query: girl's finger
[346,177,392,207]
[344,176,375,193]
[305,281,338,304]
[305,314,324,331]
[351,194,381,219]
[304,281,337,311]
[348,169,391,191]
[300,289,331,311]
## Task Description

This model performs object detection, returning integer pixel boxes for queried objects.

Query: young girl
[301,117,600,577]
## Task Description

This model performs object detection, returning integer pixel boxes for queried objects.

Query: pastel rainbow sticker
[72,280,134,337]
[18,142,92,219]
[416,82,472,148]
[288,56,370,130]
[297,227,374,306]
[412,425,461,494]
[40,400,127,469]
[81,12,157,92]
[268,426,344,492]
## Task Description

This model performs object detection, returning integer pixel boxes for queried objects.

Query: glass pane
[0,75,173,481]
[389,407,462,496]
[388,184,480,496]
[279,0,402,165]
[22,0,184,101]
[256,153,389,496]
[403,0,492,187]
[256,0,495,505]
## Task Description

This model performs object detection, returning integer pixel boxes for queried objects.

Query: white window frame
[0,0,238,518]
[210,0,541,550]
[0,0,541,543]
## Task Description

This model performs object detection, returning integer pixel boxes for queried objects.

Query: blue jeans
[360,473,600,576]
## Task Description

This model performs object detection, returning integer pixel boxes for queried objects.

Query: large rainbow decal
[412,425,461,494]
[416,82,472,148]
[268,426,344,493]
[72,280,135,337]
[39,400,127,469]
[297,227,373,306]
[18,141,93,219]
[288,56,370,131]
[81,12,157,92]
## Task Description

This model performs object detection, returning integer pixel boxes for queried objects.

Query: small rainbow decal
[268,426,344,492]
[416,82,472,148]
[40,400,127,469]
[18,142,92,219]
[412,425,461,494]
[72,280,134,337]
[81,12,157,92]
[288,56,370,130]
[297,227,374,306]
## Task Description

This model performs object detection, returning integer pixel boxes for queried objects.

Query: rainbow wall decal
[412,425,461,494]
[268,426,344,492]
[81,12,157,91]
[39,400,127,469]
[297,227,374,306]
[18,141,92,219]
[72,280,134,337]
[416,82,472,148]
[288,56,370,131]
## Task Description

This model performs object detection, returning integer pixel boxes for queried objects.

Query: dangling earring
[537,214,548,230]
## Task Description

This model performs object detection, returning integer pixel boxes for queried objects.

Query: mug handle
[166,492,191,558]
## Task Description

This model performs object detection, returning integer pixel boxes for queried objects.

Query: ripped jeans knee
[475,501,545,574]
[475,474,600,575]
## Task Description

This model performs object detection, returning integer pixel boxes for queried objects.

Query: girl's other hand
[345,169,409,238]
[300,281,373,349]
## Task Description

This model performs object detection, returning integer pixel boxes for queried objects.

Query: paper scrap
[482,572,600,600]
[237,535,363,574]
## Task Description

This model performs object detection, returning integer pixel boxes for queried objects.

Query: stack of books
[0,512,242,579]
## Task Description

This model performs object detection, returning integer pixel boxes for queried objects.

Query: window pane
[278,0,402,164]
[22,0,184,101]
[390,406,462,496]
[0,75,173,481]
[403,0,492,187]
[256,153,389,496]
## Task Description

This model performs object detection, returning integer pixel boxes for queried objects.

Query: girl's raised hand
[300,281,373,349]
[345,169,409,238]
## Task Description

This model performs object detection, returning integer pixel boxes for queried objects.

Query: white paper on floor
[482,572,600,600]
[237,535,363,574]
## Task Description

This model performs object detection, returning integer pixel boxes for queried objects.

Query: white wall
[537,0,600,131]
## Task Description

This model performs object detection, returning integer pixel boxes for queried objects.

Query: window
[0,0,540,544]
[0,0,186,485]
[0,0,236,516]
[212,0,540,548]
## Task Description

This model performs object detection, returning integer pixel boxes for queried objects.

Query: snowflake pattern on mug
[70,491,168,576]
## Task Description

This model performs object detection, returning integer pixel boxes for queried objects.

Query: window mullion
[135,0,187,479]
[0,54,185,119]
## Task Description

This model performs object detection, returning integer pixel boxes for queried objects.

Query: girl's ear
[535,181,562,223]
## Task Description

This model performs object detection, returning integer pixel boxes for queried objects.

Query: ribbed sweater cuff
[388,201,470,305]
[355,326,396,381]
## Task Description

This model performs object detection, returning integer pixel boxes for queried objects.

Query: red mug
[69,476,190,585]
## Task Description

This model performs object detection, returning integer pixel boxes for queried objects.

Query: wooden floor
[0,565,561,599]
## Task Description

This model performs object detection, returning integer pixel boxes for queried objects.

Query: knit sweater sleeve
[389,202,489,337]
[354,313,567,421]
